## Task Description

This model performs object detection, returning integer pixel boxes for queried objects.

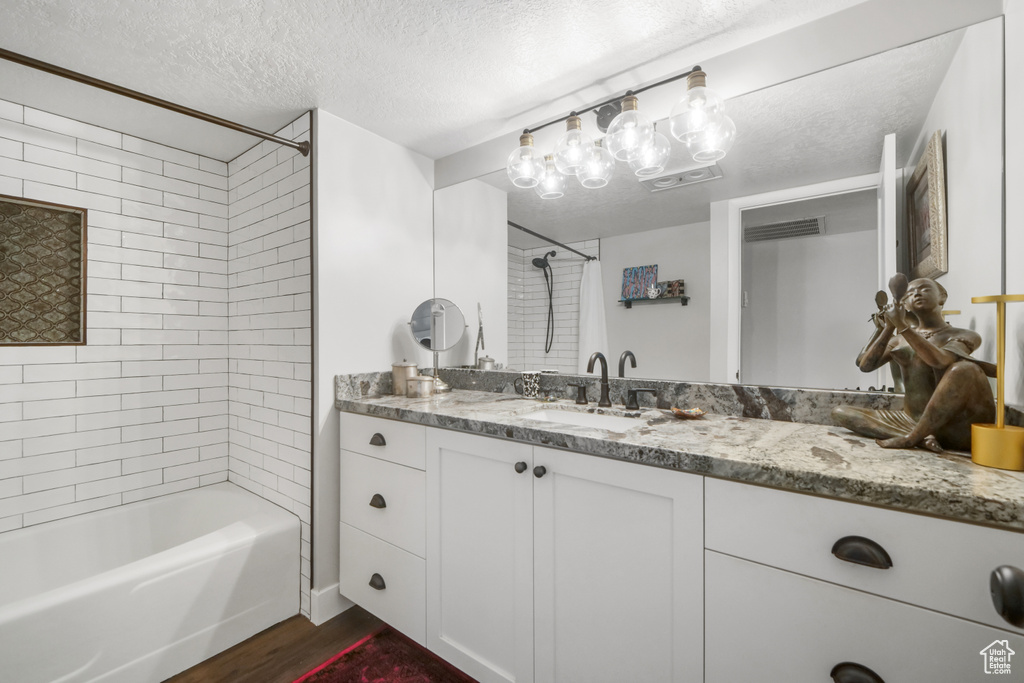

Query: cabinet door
[533,447,704,683]
[426,429,534,683]
[706,551,1022,682]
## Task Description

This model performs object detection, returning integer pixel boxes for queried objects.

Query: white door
[426,429,534,683]
[533,447,704,683]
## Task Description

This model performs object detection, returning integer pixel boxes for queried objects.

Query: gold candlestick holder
[971,294,1024,470]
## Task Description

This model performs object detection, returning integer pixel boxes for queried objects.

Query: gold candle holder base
[971,424,1024,471]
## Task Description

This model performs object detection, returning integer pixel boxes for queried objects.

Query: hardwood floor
[166,606,383,683]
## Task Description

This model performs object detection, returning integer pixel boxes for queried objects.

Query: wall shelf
[620,295,690,309]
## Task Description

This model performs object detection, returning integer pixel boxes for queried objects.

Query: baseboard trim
[310,584,354,626]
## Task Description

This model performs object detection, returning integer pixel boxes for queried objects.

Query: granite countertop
[335,388,1024,532]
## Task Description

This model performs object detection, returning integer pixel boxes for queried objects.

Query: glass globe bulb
[686,113,736,162]
[629,131,672,177]
[506,133,545,188]
[535,156,566,199]
[577,140,616,189]
[552,115,593,176]
[605,95,654,162]
[669,70,725,144]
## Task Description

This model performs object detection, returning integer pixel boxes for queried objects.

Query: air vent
[744,216,825,242]
[639,163,723,192]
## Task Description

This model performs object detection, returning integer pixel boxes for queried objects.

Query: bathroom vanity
[336,385,1024,683]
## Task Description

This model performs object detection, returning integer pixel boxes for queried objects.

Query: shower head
[531,250,557,269]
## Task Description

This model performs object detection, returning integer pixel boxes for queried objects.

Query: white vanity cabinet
[338,413,427,644]
[704,478,1024,682]
[425,429,704,683]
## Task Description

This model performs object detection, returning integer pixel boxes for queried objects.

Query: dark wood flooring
[166,605,383,683]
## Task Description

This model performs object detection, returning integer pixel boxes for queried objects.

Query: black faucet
[587,352,612,407]
[624,388,658,411]
[618,350,636,378]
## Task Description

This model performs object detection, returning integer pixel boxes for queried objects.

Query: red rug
[292,625,478,683]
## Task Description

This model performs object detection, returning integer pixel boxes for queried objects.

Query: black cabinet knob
[991,565,1024,627]
[514,461,528,474]
[831,662,884,683]
[534,466,547,478]
[368,573,386,591]
[831,536,893,569]
[369,433,386,446]
[369,493,386,509]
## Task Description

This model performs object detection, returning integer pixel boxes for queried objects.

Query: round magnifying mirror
[409,298,465,351]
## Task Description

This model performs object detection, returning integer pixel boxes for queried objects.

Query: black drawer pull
[534,466,547,478]
[831,662,884,683]
[831,536,892,569]
[990,565,1024,627]
[515,461,527,474]
[369,493,387,509]
[369,433,386,447]
[368,573,386,590]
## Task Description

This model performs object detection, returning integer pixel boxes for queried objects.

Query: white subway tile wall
[506,240,599,373]
[0,99,231,532]
[226,115,312,617]
[0,101,313,617]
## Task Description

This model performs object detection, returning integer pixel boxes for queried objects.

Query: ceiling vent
[639,163,722,192]
[744,216,826,242]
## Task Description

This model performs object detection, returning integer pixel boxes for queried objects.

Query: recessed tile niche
[0,195,87,345]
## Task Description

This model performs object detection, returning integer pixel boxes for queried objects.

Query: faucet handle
[566,383,589,405]
[625,388,658,411]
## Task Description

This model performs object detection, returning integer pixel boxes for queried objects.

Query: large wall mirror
[433,18,1004,392]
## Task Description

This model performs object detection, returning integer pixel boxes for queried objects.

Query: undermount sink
[517,408,643,433]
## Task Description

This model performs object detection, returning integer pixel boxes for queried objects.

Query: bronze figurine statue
[832,275,995,453]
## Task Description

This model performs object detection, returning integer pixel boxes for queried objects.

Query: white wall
[312,109,434,622]
[1007,0,1024,408]
[741,206,877,390]
[433,180,507,367]
[601,224,711,382]
[905,18,1004,365]
[508,244,526,369]
[507,240,599,373]
[226,115,313,617]
[0,99,231,531]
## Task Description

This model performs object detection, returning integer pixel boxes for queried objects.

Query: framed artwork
[906,130,947,280]
[0,194,88,345]
[621,265,657,301]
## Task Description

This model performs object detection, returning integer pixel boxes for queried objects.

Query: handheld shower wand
[531,251,557,354]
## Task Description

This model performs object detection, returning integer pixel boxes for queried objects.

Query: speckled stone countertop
[336,386,1024,532]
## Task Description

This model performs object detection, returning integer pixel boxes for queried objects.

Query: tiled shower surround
[507,239,599,373]
[0,101,312,616]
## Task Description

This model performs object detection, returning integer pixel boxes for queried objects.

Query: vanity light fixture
[507,65,735,198]
[535,155,567,199]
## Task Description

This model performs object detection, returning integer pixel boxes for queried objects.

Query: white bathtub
[0,482,299,683]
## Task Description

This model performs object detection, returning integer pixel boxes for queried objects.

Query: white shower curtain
[577,260,609,374]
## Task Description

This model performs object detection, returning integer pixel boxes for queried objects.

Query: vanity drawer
[705,478,1024,633]
[339,522,426,645]
[340,449,425,557]
[706,551,1020,682]
[339,412,426,469]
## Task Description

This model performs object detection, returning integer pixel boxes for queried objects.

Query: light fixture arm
[523,65,702,136]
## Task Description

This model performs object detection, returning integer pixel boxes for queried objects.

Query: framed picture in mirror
[0,194,88,345]
[906,130,948,280]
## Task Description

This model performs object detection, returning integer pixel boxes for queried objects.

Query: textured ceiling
[0,0,869,160]
[497,29,964,248]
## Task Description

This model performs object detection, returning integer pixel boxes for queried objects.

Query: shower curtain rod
[0,47,311,157]
[508,221,596,261]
